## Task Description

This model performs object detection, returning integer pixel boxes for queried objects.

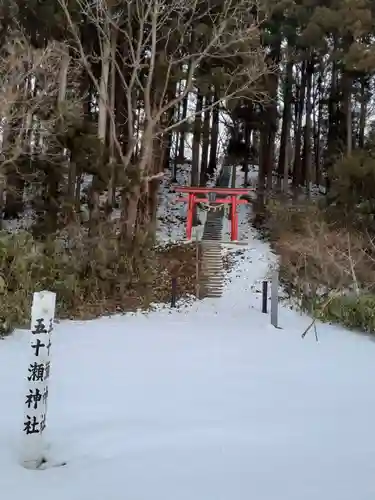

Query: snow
[2,178,375,500]
[156,163,193,243]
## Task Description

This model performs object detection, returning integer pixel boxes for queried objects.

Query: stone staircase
[198,165,231,299]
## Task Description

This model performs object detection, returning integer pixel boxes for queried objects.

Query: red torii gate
[174,186,254,241]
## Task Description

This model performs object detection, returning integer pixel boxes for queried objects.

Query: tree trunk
[243,124,251,186]
[293,61,307,189]
[302,58,313,194]
[199,95,211,186]
[107,28,118,213]
[341,69,352,155]
[178,93,188,161]
[42,42,70,231]
[325,50,339,194]
[122,126,153,242]
[191,91,203,187]
[207,93,219,177]
[314,69,322,185]
[277,56,293,191]
[264,43,280,192]
[90,28,111,231]
[164,105,175,171]
[358,77,366,148]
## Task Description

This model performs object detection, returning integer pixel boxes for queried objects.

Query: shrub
[266,197,375,333]
[319,293,375,333]
[0,224,197,336]
[329,151,375,230]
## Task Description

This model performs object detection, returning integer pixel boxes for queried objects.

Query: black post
[171,277,177,308]
[262,280,268,314]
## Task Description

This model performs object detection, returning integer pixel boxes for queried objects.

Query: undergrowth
[264,196,375,334]
[0,223,198,336]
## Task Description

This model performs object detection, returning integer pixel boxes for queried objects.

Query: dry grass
[0,224,200,336]
[266,197,375,332]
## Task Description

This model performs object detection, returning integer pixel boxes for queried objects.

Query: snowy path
[2,225,375,499]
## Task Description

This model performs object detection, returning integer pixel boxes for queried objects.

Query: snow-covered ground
[2,201,375,499]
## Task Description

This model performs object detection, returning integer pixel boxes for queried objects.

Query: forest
[1,0,375,334]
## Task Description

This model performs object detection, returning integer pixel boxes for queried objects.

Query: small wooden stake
[171,277,177,308]
[262,281,268,314]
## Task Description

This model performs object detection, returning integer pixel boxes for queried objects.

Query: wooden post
[21,291,56,469]
[271,270,279,328]
[262,281,268,314]
[171,277,177,308]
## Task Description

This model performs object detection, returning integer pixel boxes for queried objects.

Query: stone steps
[198,165,231,299]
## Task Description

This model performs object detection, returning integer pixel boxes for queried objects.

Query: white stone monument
[21,291,56,469]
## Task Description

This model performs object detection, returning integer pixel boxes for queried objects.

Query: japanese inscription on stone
[23,313,54,436]
[21,291,56,469]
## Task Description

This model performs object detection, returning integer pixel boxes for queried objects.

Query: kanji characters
[27,362,45,382]
[25,389,42,409]
[31,318,47,335]
[31,338,45,357]
[23,415,40,435]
